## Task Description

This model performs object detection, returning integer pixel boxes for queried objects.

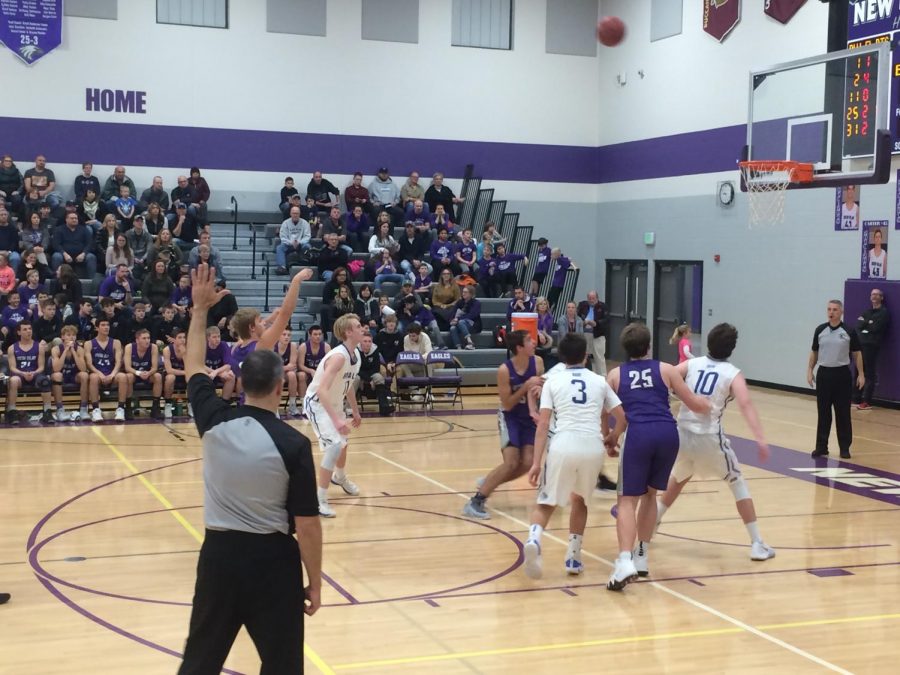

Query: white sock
[528,523,543,542]
[567,533,583,558]
[618,550,632,561]
[289,396,296,405]
[745,521,762,543]
[334,467,346,481]
[656,500,668,521]
[317,486,328,502]
[636,540,649,556]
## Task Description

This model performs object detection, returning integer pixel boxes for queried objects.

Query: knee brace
[728,475,751,502]
[321,440,346,471]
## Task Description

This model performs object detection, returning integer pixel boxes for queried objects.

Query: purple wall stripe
[1,116,748,184]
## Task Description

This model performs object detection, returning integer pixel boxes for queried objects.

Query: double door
[653,261,703,363]
[605,260,648,363]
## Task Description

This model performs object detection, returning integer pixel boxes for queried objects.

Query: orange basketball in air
[597,16,625,47]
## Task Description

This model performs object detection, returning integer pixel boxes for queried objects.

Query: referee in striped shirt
[807,299,864,459]
[179,264,322,674]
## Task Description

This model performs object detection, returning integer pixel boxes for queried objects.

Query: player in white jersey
[303,313,364,517]
[522,334,625,579]
[650,323,775,573]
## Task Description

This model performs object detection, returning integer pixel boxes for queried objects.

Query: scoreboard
[848,3,900,153]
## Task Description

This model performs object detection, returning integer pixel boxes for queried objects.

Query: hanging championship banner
[703,0,741,42]
[835,185,860,231]
[862,220,888,280]
[0,0,62,65]
[764,0,806,25]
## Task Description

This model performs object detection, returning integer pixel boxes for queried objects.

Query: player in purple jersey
[124,328,163,419]
[204,326,235,402]
[163,330,188,419]
[463,329,544,520]
[276,327,300,416]
[5,321,53,424]
[85,316,128,423]
[50,325,90,421]
[604,323,710,591]
[297,324,330,400]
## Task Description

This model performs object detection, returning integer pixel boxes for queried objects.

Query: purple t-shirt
[551,256,570,287]
[98,276,133,302]
[534,246,552,274]
[170,286,193,308]
[205,342,231,370]
[430,240,455,262]
[456,241,477,262]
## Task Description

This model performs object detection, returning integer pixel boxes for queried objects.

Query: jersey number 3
[571,378,587,404]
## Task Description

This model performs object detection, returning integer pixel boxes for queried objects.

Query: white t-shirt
[539,366,621,436]
[869,248,886,278]
[676,356,741,435]
[305,343,360,410]
[840,203,858,230]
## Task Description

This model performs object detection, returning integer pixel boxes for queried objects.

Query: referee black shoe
[0,592,10,605]
[811,448,829,458]
[840,449,852,459]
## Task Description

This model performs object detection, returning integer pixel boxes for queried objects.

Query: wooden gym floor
[1,387,899,674]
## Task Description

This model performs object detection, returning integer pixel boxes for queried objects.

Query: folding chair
[426,350,463,409]
[395,351,430,410]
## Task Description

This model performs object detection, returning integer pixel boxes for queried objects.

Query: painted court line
[367,451,853,674]
[90,427,337,675]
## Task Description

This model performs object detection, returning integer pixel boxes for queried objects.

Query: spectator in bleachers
[169,175,196,221]
[19,269,46,314]
[5,320,54,424]
[407,200,434,246]
[37,200,59,230]
[368,217,400,261]
[530,237,551,297]
[17,249,50,284]
[307,171,340,213]
[393,280,420,313]
[375,313,402,376]
[506,286,536,323]
[319,233,350,281]
[535,296,555,350]
[126,215,153,281]
[431,268,461,330]
[20,211,50,267]
[188,231,224,276]
[113,185,137,230]
[0,209,20,270]
[345,172,373,217]
[557,301,583,342]
[413,263,433,301]
[101,166,137,207]
[208,279,237,339]
[51,325,90,422]
[23,155,62,209]
[495,243,527,297]
[432,204,455,238]
[127,301,154,341]
[73,163,101,202]
[321,206,353,256]
[1,290,27,346]
[401,171,425,211]
[170,273,193,317]
[147,228,183,281]
[354,283,379,331]
[399,322,432,385]
[330,285,356,333]
[0,155,23,213]
[188,167,211,224]
[170,202,201,250]
[577,290,609,376]
[33,298,62,346]
[76,188,104,232]
[143,260,175,313]
[478,245,501,298]
[376,295,392,329]
[275,205,311,275]
[425,172,464,222]
[0,252,17,306]
[192,245,220,283]
[398,221,430,282]
[105,234,134,275]
[138,176,169,213]
[399,294,444,347]
[345,205,370,253]
[64,299,95,343]
[303,196,323,238]
[95,214,122,260]
[430,228,457,280]
[48,264,83,311]
[321,266,355,305]
[448,285,481,350]
[282,192,303,220]
[455,229,477,274]
[152,304,183,347]
[279,176,299,216]
[547,248,575,310]
[369,167,403,227]
[143,202,168,237]
[98,264,134,311]
[373,249,404,291]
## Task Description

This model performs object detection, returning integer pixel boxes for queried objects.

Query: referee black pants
[815,365,853,454]
[179,529,304,675]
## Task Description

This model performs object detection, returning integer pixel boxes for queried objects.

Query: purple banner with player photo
[835,185,861,231]
[703,0,741,42]
[764,0,806,25]
[0,0,62,65]
[861,220,888,280]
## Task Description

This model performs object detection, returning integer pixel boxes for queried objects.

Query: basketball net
[739,162,797,228]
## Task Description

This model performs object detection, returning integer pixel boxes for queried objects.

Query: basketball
[597,16,625,47]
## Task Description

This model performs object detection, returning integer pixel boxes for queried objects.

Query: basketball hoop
[738,160,814,227]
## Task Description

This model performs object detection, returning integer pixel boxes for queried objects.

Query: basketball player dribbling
[603,323,710,591]
[303,313,364,518]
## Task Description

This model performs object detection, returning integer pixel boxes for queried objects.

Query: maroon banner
[703,0,741,42]
[765,0,807,25]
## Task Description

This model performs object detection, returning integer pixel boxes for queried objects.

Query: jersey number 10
[693,370,719,396]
